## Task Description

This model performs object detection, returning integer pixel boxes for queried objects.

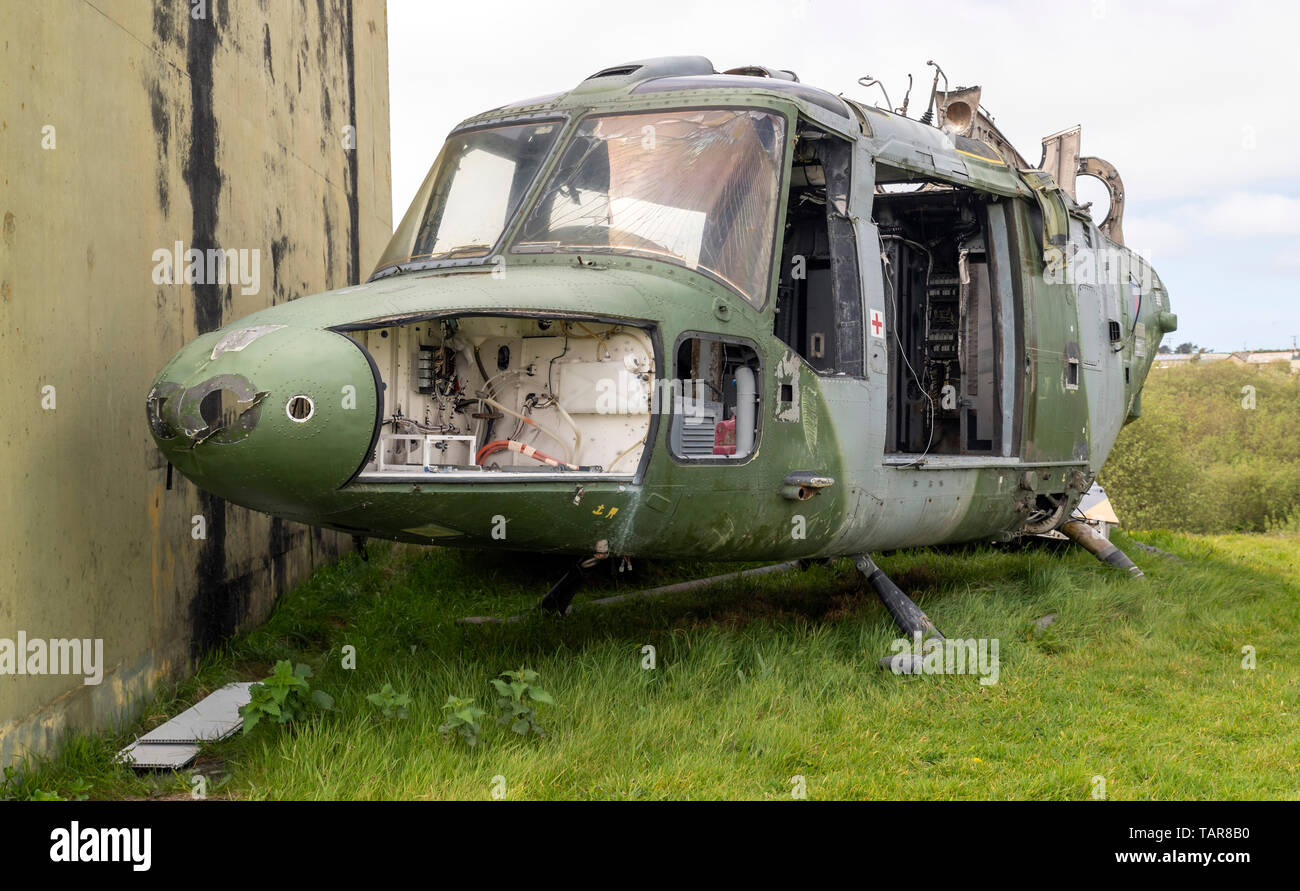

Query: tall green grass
[6,530,1297,801]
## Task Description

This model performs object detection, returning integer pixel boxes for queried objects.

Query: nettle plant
[1,768,92,802]
[492,668,554,738]
[239,661,334,734]
[366,683,412,721]
[438,695,487,748]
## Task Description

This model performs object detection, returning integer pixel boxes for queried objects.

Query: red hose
[476,440,511,464]
[475,439,578,470]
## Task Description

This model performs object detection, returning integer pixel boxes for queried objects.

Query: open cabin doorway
[872,172,1022,458]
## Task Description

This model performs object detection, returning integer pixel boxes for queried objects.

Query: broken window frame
[773,119,865,378]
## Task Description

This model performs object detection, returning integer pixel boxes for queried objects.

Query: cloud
[1121,216,1189,259]
[1268,250,1300,271]
[1200,192,1300,237]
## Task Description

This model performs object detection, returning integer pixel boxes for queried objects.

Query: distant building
[1244,351,1298,365]
[1152,351,1230,368]
[1153,350,1299,373]
[1241,351,1300,374]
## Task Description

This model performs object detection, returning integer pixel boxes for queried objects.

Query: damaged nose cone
[148,373,269,447]
[147,325,380,514]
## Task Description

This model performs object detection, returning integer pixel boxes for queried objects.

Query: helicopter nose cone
[147,325,379,514]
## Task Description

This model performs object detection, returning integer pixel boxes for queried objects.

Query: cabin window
[773,122,863,375]
[873,172,1020,457]
[668,335,760,462]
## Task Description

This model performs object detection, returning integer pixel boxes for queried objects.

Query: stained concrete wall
[0,0,392,767]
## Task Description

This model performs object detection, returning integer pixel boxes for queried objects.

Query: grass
[4,530,1298,800]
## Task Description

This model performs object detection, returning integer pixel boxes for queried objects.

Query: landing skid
[457,560,804,625]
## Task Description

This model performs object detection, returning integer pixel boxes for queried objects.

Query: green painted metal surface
[150,58,1175,566]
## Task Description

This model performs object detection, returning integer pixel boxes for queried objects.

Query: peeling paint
[801,374,818,452]
[775,349,801,422]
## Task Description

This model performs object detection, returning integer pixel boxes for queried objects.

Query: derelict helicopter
[147,56,1176,640]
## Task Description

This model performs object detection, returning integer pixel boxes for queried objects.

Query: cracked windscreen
[373,120,561,276]
[512,108,786,305]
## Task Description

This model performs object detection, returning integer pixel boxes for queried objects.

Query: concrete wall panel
[0,0,392,767]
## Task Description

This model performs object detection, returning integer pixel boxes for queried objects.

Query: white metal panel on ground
[117,741,200,770]
[136,682,254,744]
[117,682,254,770]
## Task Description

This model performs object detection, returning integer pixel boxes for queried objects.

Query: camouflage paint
[149,63,1175,590]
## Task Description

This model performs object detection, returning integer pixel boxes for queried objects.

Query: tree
[1174,342,1198,354]
[1157,344,1171,354]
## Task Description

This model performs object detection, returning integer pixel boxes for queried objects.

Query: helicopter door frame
[984,198,1024,458]
[872,172,1024,461]
[773,118,865,378]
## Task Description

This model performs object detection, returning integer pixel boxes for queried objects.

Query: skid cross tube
[459,560,804,624]
[853,555,946,641]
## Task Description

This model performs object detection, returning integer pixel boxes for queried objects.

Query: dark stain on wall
[268,516,287,595]
[313,0,331,161]
[180,2,243,660]
[182,4,225,336]
[152,2,179,46]
[320,84,333,156]
[147,4,181,214]
[270,230,292,304]
[344,0,360,286]
[314,0,330,70]
[147,85,170,212]
[189,494,251,659]
[322,194,336,288]
[262,22,275,82]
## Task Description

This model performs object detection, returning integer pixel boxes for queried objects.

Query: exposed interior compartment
[873,180,1018,457]
[349,315,655,480]
[669,335,760,461]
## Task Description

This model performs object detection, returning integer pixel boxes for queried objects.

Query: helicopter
[147,56,1175,638]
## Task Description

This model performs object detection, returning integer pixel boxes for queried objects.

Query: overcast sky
[388,0,1299,352]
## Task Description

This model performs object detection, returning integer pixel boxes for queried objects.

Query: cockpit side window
[372,120,562,276]
[668,335,761,463]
